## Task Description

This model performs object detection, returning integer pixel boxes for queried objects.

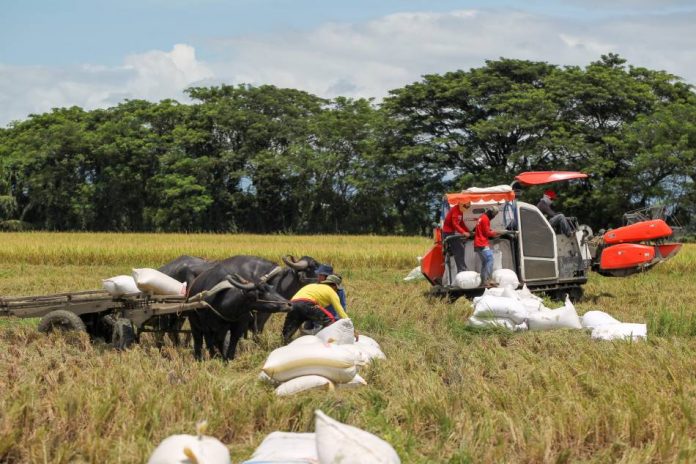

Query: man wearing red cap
[537,190,574,236]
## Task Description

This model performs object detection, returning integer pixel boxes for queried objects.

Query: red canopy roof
[514,171,588,186]
[445,191,515,205]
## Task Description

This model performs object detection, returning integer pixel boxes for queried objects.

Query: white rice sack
[526,296,582,331]
[315,410,400,464]
[289,335,323,346]
[467,315,516,330]
[482,287,506,297]
[102,275,140,296]
[581,310,622,328]
[501,287,520,300]
[591,323,647,341]
[147,434,231,464]
[492,269,520,289]
[337,374,368,390]
[242,432,318,464]
[403,266,425,282]
[341,342,386,364]
[355,335,381,351]
[316,318,355,345]
[262,343,357,383]
[520,298,546,313]
[454,271,481,289]
[517,284,542,302]
[275,375,334,397]
[132,268,187,296]
[472,295,528,324]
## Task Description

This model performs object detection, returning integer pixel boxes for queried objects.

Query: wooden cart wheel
[37,310,87,333]
[112,318,136,350]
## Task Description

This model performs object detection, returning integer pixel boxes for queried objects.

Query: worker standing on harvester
[474,206,502,287]
[442,201,472,273]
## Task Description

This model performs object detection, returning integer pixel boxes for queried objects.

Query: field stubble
[0,233,694,463]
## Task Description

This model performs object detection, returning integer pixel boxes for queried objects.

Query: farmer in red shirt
[442,201,471,273]
[474,205,502,287]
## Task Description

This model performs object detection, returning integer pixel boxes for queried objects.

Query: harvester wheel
[112,318,136,350]
[37,310,87,334]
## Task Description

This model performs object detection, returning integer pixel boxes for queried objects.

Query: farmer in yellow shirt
[282,274,348,343]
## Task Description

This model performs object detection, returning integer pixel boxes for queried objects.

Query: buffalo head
[282,255,321,283]
[227,274,292,313]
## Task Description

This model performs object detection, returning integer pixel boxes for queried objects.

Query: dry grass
[0,234,695,463]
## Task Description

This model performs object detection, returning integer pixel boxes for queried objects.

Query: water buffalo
[187,258,293,360]
[156,255,216,346]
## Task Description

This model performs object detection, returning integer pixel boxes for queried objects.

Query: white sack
[316,318,355,345]
[337,374,368,390]
[315,410,400,464]
[581,310,621,328]
[355,335,381,351]
[492,269,520,289]
[472,295,528,324]
[132,268,186,296]
[275,375,334,397]
[591,323,647,341]
[242,432,318,464]
[263,343,357,383]
[147,434,231,464]
[403,266,425,282]
[102,275,140,296]
[482,287,506,297]
[517,284,543,302]
[454,271,481,289]
[467,315,516,330]
[290,335,323,346]
[526,296,582,330]
[341,342,386,364]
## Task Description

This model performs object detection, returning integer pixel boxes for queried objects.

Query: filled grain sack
[147,432,230,464]
[263,342,357,383]
[341,342,386,365]
[454,271,481,289]
[472,295,528,324]
[482,287,506,297]
[132,268,187,296]
[315,410,400,464]
[316,318,355,345]
[337,374,368,390]
[102,275,140,296]
[581,310,621,328]
[290,335,324,346]
[275,375,334,397]
[242,432,318,464]
[591,323,647,341]
[526,296,582,330]
[492,269,519,289]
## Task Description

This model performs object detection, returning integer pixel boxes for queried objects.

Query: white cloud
[2,9,695,126]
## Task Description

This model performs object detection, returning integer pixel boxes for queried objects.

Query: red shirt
[442,206,469,235]
[474,214,495,247]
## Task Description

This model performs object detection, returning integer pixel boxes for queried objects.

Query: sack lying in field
[591,323,647,341]
[340,342,385,365]
[263,342,358,383]
[315,410,400,464]
[148,431,231,464]
[526,296,582,331]
[467,315,528,331]
[492,269,519,289]
[242,432,318,464]
[455,271,481,289]
[472,295,528,324]
[133,268,187,296]
[337,374,368,390]
[275,375,335,397]
[316,318,355,345]
[290,335,323,346]
[102,275,140,296]
[403,266,425,282]
[581,310,621,328]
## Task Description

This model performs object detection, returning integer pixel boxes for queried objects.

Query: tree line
[1,54,694,235]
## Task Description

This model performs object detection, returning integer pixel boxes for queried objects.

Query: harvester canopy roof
[445,185,515,206]
[514,171,588,186]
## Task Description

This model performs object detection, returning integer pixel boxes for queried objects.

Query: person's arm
[325,287,348,319]
[538,199,556,217]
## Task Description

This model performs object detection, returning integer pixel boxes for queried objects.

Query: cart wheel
[37,310,87,334]
[112,318,136,350]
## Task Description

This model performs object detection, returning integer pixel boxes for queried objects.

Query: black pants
[443,233,467,273]
[282,300,334,344]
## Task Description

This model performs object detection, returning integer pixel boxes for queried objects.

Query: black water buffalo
[187,257,295,360]
[156,255,216,346]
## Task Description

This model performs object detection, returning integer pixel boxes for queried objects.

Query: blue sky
[2,0,695,126]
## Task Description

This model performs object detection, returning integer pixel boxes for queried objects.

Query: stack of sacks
[148,421,231,464]
[132,268,187,296]
[261,319,385,397]
[469,285,582,331]
[492,268,520,289]
[242,410,400,464]
[581,310,647,341]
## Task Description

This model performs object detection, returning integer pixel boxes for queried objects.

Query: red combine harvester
[421,171,682,301]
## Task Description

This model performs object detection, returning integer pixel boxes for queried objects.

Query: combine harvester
[421,171,682,301]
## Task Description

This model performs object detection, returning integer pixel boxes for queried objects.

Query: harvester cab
[421,171,682,301]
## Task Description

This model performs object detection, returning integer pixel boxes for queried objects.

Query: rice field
[0,233,695,463]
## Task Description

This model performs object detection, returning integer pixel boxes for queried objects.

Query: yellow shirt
[291,283,348,319]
